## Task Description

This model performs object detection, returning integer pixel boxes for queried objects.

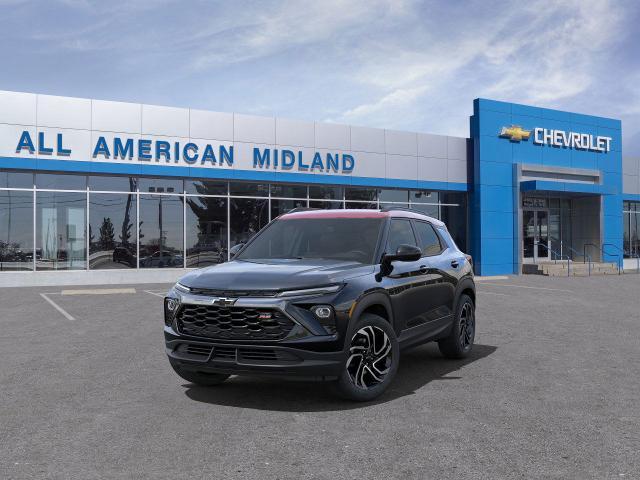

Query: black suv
[164,208,475,401]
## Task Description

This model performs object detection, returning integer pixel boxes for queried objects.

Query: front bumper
[165,327,344,379]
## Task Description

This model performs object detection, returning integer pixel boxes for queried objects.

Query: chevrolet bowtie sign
[499,125,612,153]
[499,125,531,142]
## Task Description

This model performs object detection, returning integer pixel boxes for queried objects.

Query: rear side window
[413,221,443,256]
[386,218,417,253]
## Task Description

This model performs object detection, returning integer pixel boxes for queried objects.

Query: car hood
[178,259,374,291]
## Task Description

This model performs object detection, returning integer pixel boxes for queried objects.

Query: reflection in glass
[89,193,137,269]
[186,196,228,267]
[440,193,467,252]
[185,180,227,195]
[0,190,33,271]
[346,201,377,209]
[411,203,439,218]
[36,192,86,270]
[309,200,343,210]
[378,189,408,203]
[36,174,86,190]
[309,185,343,200]
[380,202,408,210]
[230,182,269,197]
[139,177,183,194]
[271,184,307,198]
[139,194,184,268]
[230,198,268,247]
[271,198,307,219]
[345,187,377,201]
[0,172,33,189]
[410,190,438,204]
[89,176,138,192]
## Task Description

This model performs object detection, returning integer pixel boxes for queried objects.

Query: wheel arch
[350,291,397,332]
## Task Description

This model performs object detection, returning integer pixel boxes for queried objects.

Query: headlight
[277,284,342,297]
[174,282,190,293]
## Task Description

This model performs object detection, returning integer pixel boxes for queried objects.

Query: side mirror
[229,243,245,259]
[388,244,422,262]
[377,244,422,280]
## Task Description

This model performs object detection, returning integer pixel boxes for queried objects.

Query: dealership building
[0,90,639,284]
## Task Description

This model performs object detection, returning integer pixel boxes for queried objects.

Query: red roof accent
[280,209,389,220]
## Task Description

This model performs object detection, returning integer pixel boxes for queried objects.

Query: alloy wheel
[346,325,392,390]
[459,302,475,349]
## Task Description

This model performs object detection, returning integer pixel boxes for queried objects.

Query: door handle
[451,260,459,268]
[419,265,428,273]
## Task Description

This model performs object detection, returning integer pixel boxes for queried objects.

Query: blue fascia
[0,156,469,193]
[519,180,616,195]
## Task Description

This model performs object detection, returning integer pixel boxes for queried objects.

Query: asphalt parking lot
[1,275,639,479]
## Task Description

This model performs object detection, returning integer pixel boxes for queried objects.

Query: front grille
[187,288,278,297]
[177,305,295,340]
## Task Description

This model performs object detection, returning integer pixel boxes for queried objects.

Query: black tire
[169,359,230,386]
[334,313,399,402]
[438,294,475,359]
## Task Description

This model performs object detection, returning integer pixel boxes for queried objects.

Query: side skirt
[397,315,454,351]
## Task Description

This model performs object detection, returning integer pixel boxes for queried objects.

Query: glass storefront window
[270,184,307,198]
[380,202,408,210]
[230,182,269,197]
[309,185,343,200]
[185,180,227,195]
[230,198,268,247]
[0,190,33,271]
[271,198,307,219]
[139,177,183,194]
[378,189,408,203]
[89,193,137,269]
[36,173,86,190]
[346,187,377,202]
[346,201,377,209]
[36,191,86,270]
[0,172,33,189]
[624,201,640,257]
[139,194,184,268]
[309,200,343,209]
[186,196,228,267]
[89,176,138,192]
[411,203,439,218]
[410,190,438,204]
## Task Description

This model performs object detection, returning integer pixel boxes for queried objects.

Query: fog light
[312,305,332,319]
[166,298,178,312]
[164,297,180,326]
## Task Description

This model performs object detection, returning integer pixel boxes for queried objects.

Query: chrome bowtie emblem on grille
[212,297,237,307]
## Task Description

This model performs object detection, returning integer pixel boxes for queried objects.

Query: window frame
[384,217,418,255]
[411,219,446,257]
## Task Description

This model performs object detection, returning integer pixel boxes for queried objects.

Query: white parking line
[61,288,136,295]
[478,283,573,293]
[144,290,166,298]
[39,293,75,321]
[477,290,509,296]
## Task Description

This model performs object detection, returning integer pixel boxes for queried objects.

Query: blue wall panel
[471,98,623,276]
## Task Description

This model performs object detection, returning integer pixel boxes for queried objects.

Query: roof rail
[285,207,319,214]
[379,206,429,215]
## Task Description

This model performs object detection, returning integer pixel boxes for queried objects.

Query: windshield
[236,217,385,264]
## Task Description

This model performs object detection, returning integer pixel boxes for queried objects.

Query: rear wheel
[438,294,475,359]
[169,359,230,386]
[334,313,399,401]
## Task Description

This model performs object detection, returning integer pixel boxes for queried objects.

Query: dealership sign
[500,125,612,153]
[13,130,355,173]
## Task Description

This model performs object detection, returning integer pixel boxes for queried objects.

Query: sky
[1,0,639,155]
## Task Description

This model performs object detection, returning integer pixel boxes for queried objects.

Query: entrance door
[523,209,550,262]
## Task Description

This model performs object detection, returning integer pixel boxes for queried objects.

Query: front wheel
[169,359,230,386]
[438,294,475,359]
[334,313,399,401]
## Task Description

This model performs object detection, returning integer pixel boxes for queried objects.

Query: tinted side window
[414,221,443,256]
[386,219,417,253]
